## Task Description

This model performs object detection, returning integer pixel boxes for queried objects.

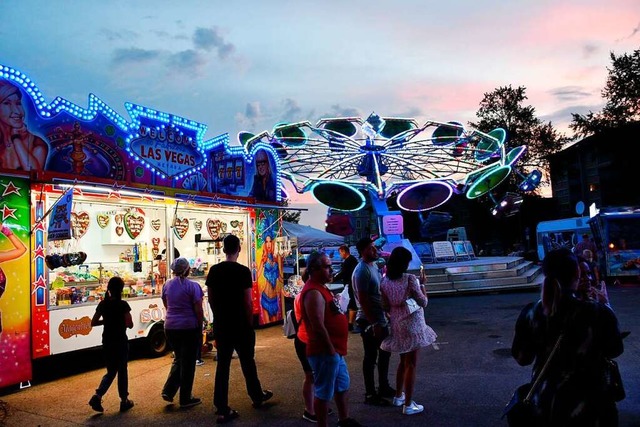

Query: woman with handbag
[379,247,437,416]
[510,247,624,426]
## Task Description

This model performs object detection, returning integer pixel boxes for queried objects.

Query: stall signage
[129,116,205,178]
[382,214,404,235]
[48,188,73,241]
[432,241,455,259]
[59,316,92,339]
[140,303,166,323]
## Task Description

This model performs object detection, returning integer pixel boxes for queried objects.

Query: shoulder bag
[283,309,298,339]
[404,275,421,315]
[603,357,625,401]
[503,333,564,427]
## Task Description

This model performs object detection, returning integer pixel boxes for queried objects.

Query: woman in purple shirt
[161,257,204,408]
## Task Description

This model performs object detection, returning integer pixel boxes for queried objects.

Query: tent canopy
[282,221,344,249]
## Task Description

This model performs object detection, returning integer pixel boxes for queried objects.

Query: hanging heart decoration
[124,207,146,240]
[96,214,110,229]
[173,217,189,240]
[194,220,203,232]
[151,237,161,259]
[115,226,124,236]
[71,211,90,239]
[206,218,222,240]
[230,220,239,228]
[114,213,124,225]
[151,219,161,231]
[231,229,244,245]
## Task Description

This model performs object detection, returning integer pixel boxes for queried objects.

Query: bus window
[536,217,590,262]
[607,218,640,251]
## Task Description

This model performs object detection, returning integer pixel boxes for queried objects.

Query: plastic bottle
[133,243,139,262]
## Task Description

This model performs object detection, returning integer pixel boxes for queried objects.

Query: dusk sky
[2,0,638,228]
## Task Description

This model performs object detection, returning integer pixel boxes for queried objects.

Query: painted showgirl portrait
[0,80,48,171]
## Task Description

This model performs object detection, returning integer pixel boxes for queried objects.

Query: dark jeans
[95,340,129,400]
[163,328,201,404]
[214,329,263,414]
[361,329,391,396]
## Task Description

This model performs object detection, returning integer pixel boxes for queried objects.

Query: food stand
[0,64,286,389]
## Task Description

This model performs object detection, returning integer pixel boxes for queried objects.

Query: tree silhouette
[571,48,640,137]
[470,85,568,194]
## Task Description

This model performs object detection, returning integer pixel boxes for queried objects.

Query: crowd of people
[86,235,626,427]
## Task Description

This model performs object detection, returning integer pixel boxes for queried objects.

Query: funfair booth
[0,65,287,389]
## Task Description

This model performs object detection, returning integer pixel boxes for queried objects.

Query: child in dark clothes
[89,277,134,413]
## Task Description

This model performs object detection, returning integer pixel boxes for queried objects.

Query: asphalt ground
[1,284,639,426]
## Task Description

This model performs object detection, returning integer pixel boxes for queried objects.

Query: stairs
[418,257,543,295]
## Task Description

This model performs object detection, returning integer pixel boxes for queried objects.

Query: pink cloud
[393,79,494,122]
[518,2,639,49]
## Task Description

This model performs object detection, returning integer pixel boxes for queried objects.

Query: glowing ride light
[238,111,534,218]
[310,181,366,212]
[465,165,512,199]
[397,181,454,212]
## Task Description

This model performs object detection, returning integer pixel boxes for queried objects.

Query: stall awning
[282,222,344,248]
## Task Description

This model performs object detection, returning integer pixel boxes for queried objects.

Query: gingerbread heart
[115,226,124,236]
[96,214,110,229]
[173,217,189,240]
[114,213,123,225]
[124,208,145,240]
[230,220,239,228]
[151,219,161,231]
[206,218,221,240]
[194,220,203,232]
[152,247,159,259]
[152,237,160,247]
[71,211,90,239]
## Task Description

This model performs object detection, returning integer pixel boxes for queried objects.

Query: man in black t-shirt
[333,245,359,331]
[206,234,273,423]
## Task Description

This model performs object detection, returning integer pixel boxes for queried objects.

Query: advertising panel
[255,209,284,325]
[0,177,31,387]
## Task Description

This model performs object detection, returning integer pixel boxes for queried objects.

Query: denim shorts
[308,353,350,401]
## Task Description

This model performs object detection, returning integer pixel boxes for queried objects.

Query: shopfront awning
[282,221,344,248]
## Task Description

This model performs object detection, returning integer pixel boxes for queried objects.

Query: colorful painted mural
[255,209,283,325]
[0,177,31,386]
[0,65,282,203]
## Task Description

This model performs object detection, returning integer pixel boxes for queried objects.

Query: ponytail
[541,277,561,316]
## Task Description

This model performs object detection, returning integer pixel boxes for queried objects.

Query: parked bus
[589,207,640,282]
[536,217,591,262]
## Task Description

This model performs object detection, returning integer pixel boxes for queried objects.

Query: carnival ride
[241,113,541,224]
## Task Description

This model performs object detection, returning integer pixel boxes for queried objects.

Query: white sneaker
[402,401,424,415]
[392,392,405,407]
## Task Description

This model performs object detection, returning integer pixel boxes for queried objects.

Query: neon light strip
[396,181,453,212]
